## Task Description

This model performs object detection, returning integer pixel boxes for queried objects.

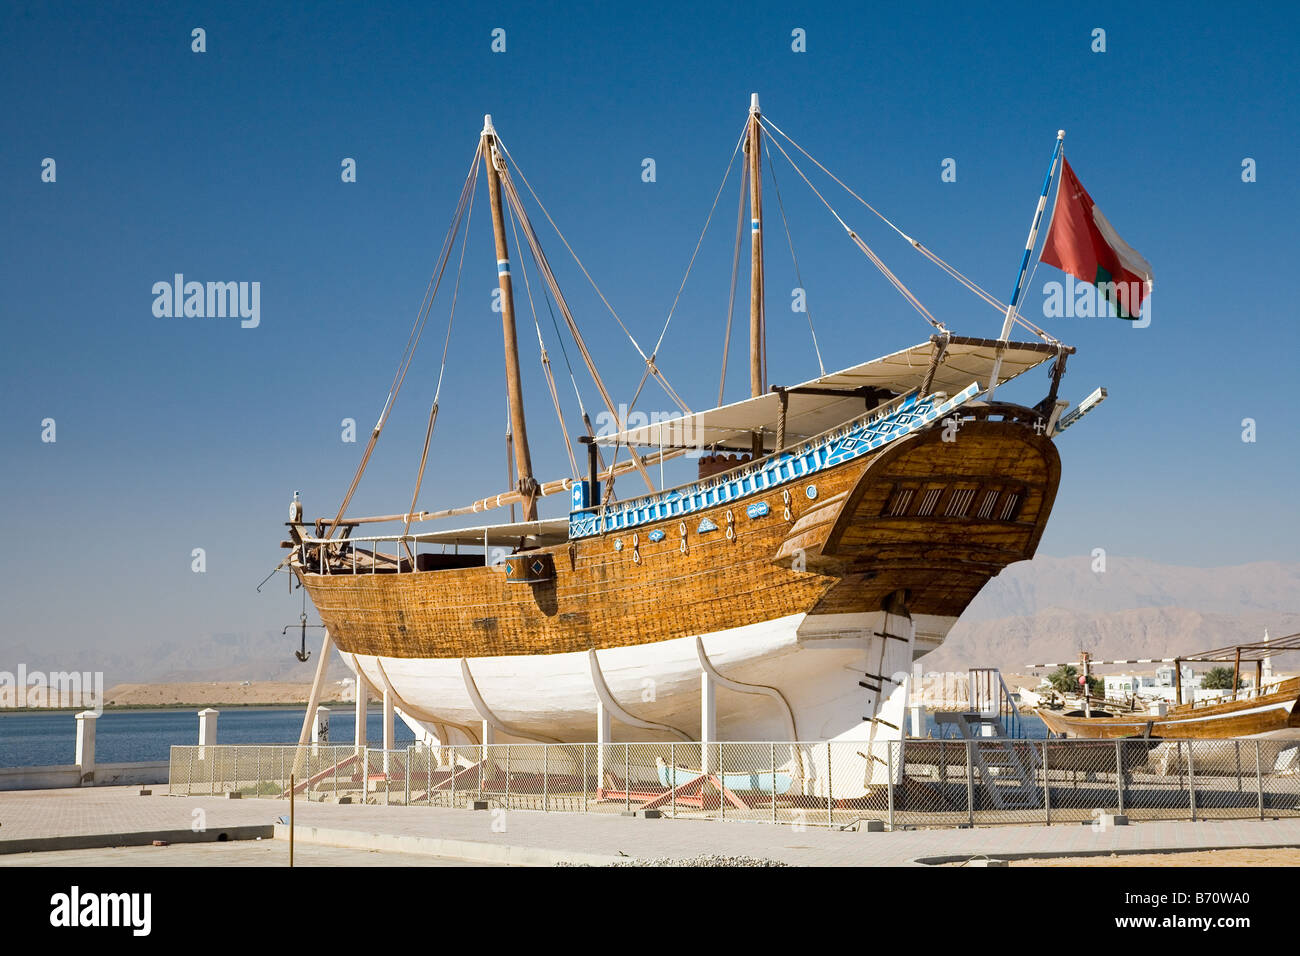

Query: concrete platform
[5,786,1300,866]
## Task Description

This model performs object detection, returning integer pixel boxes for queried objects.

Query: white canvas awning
[596,336,1063,449]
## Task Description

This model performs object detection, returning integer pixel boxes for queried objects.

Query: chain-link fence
[169,737,1300,828]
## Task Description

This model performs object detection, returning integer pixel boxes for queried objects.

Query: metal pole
[720,742,725,821]
[405,745,411,806]
[827,742,833,826]
[1042,741,1051,825]
[583,744,588,813]
[770,742,776,825]
[887,742,895,830]
[965,741,976,826]
[671,742,676,818]
[624,744,630,813]
[1256,739,1265,820]
[1187,741,1197,822]
[506,744,512,807]
[543,744,549,812]
[1115,739,1124,815]
[986,129,1065,399]
[289,773,295,868]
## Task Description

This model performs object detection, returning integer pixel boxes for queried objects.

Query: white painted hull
[342,609,955,796]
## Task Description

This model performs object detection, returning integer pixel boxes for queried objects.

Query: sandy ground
[100,681,353,708]
[1007,847,1300,866]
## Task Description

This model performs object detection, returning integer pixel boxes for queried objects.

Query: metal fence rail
[168,737,1300,828]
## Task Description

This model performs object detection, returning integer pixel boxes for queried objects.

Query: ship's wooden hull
[1036,679,1300,739]
[300,419,1060,750]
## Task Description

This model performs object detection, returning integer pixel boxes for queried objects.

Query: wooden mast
[747,93,766,458]
[482,114,538,521]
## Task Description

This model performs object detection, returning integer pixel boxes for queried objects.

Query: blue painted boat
[655,758,793,794]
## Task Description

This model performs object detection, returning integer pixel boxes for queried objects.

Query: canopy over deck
[595,335,1064,450]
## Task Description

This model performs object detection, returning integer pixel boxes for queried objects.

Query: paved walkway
[5,787,1300,865]
[0,841,493,867]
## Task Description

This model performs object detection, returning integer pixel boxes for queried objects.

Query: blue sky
[1,0,1296,657]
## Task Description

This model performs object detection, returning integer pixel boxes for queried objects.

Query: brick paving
[5,786,1300,865]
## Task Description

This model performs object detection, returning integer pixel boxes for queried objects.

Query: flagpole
[986,129,1065,399]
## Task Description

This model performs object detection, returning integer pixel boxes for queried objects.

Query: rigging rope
[758,115,1056,343]
[759,127,946,332]
[718,157,748,408]
[766,143,826,375]
[508,197,581,479]
[653,119,750,357]
[493,155,659,492]
[325,146,480,540]
[495,135,690,416]
[399,157,481,544]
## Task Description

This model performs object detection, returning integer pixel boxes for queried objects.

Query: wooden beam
[747,94,765,403]
[482,117,538,521]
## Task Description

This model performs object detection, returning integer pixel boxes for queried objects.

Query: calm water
[0,707,415,768]
[0,707,1049,768]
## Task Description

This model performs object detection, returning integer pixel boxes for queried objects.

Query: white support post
[596,699,610,790]
[354,674,369,750]
[74,711,98,785]
[701,671,716,774]
[311,705,330,753]
[197,708,219,760]
[382,685,395,775]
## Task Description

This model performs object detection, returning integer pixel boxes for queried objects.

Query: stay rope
[766,144,826,375]
[495,136,690,416]
[325,146,480,540]
[758,115,1056,342]
[399,156,481,544]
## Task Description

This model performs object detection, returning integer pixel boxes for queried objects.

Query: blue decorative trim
[613,538,623,551]
[698,517,719,533]
[648,529,666,542]
[746,501,770,519]
[497,259,510,276]
[806,485,818,500]
[568,383,979,540]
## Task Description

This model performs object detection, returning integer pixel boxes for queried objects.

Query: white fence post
[197,708,218,760]
[74,711,98,786]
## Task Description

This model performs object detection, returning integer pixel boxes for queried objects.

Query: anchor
[284,612,325,662]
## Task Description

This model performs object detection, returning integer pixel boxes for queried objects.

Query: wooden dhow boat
[1035,635,1300,739]
[277,97,1121,795]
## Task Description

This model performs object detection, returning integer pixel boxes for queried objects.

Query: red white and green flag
[1039,156,1153,320]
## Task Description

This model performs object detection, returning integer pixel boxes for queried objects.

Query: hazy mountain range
[924,556,1300,674]
[3,556,1295,686]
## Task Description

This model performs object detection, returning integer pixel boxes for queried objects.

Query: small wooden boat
[1035,636,1300,739]
[655,757,793,794]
